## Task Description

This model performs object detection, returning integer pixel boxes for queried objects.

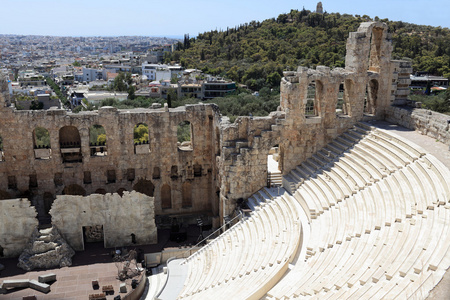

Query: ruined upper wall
[50,191,157,251]
[0,103,221,221]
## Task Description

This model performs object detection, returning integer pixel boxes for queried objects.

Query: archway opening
[336,80,353,116]
[305,80,322,117]
[161,184,172,209]
[267,145,281,187]
[134,123,149,154]
[59,126,82,163]
[89,124,107,156]
[365,79,379,115]
[34,127,51,159]
[177,121,193,151]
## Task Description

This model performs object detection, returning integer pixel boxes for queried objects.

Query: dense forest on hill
[164,9,450,90]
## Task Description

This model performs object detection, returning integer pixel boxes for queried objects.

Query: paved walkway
[156,259,188,300]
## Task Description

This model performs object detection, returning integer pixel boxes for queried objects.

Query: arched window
[182,181,192,207]
[89,125,107,156]
[59,126,82,163]
[0,135,4,162]
[177,121,193,150]
[134,123,150,154]
[336,80,353,116]
[365,79,379,115]
[34,127,51,159]
[305,80,322,117]
[161,184,171,209]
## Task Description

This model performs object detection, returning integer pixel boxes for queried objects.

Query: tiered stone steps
[176,122,450,300]
[177,187,302,300]
[263,123,450,299]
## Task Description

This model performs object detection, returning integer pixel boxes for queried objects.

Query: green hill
[165,9,450,90]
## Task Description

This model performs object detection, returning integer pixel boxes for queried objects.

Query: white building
[82,68,103,83]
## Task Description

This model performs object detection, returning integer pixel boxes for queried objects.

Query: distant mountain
[165,9,450,90]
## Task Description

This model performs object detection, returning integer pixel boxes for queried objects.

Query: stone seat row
[265,128,450,299]
[285,127,415,222]
[179,187,301,299]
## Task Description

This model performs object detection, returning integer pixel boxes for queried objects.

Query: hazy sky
[0,0,448,37]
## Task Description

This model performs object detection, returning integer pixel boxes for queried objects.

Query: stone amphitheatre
[1,22,450,299]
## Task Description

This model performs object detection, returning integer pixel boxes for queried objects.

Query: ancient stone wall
[0,198,38,257]
[386,106,450,145]
[0,102,220,223]
[50,191,157,251]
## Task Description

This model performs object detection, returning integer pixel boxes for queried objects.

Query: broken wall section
[50,191,157,251]
[0,198,38,257]
[218,113,285,219]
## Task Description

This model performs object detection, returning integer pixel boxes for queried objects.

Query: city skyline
[1,0,448,38]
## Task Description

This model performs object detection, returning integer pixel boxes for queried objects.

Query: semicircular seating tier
[176,122,450,300]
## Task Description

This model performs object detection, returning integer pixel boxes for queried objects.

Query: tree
[72,61,81,67]
[134,124,149,144]
[128,85,136,100]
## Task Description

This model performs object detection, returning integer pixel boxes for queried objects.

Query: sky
[0,0,448,37]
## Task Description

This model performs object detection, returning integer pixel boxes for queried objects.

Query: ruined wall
[0,198,38,257]
[0,102,220,223]
[50,191,157,251]
[386,106,450,145]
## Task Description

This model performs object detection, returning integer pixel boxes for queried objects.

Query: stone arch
[365,79,379,115]
[161,184,172,209]
[62,184,86,196]
[369,27,384,72]
[182,181,192,207]
[59,126,82,163]
[43,192,54,216]
[89,124,107,156]
[177,121,193,151]
[134,123,149,154]
[133,179,155,197]
[305,80,322,117]
[337,79,353,116]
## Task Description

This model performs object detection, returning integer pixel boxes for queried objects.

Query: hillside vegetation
[165,9,450,90]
